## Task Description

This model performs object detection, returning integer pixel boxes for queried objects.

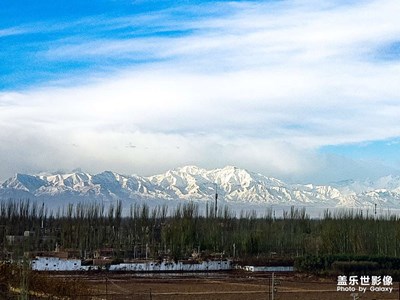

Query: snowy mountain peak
[3,166,400,210]
[41,172,92,188]
[175,165,206,174]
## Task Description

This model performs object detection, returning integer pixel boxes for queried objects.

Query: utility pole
[20,228,30,300]
[20,255,29,300]
[271,272,280,300]
[271,272,275,300]
[105,277,108,300]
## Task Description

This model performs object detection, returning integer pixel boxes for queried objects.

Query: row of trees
[1,199,400,260]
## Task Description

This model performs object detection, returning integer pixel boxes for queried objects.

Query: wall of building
[31,257,81,271]
[31,257,292,273]
[109,260,232,272]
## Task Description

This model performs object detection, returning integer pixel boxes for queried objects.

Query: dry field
[70,272,400,300]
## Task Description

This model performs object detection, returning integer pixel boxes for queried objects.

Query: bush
[295,255,400,276]
[332,261,379,273]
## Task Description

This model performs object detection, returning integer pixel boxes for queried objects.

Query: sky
[1,0,400,184]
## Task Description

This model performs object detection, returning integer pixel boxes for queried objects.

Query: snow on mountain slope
[2,173,48,192]
[149,166,217,199]
[2,166,400,209]
[148,166,344,205]
[1,170,168,201]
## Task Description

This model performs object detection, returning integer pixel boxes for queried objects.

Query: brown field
[66,272,400,300]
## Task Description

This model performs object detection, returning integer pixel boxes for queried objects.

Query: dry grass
[78,272,400,300]
[4,265,398,300]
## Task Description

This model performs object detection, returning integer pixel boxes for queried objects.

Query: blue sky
[1,0,400,183]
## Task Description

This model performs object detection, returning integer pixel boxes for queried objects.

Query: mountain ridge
[2,166,400,210]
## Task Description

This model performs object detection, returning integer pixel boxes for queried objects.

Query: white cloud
[2,0,400,182]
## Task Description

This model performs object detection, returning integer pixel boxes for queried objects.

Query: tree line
[1,199,400,261]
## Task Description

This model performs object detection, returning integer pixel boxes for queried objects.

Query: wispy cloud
[38,1,400,63]
[0,27,28,37]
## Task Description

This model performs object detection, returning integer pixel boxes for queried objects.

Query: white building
[31,257,82,271]
[31,257,232,272]
[109,260,232,272]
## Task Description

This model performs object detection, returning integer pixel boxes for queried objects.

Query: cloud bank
[1,0,400,182]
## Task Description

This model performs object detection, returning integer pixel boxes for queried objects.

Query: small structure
[94,248,115,259]
[24,231,35,237]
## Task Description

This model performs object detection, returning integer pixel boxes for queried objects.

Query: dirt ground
[71,272,400,300]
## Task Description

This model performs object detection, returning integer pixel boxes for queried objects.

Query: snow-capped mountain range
[1,165,400,210]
